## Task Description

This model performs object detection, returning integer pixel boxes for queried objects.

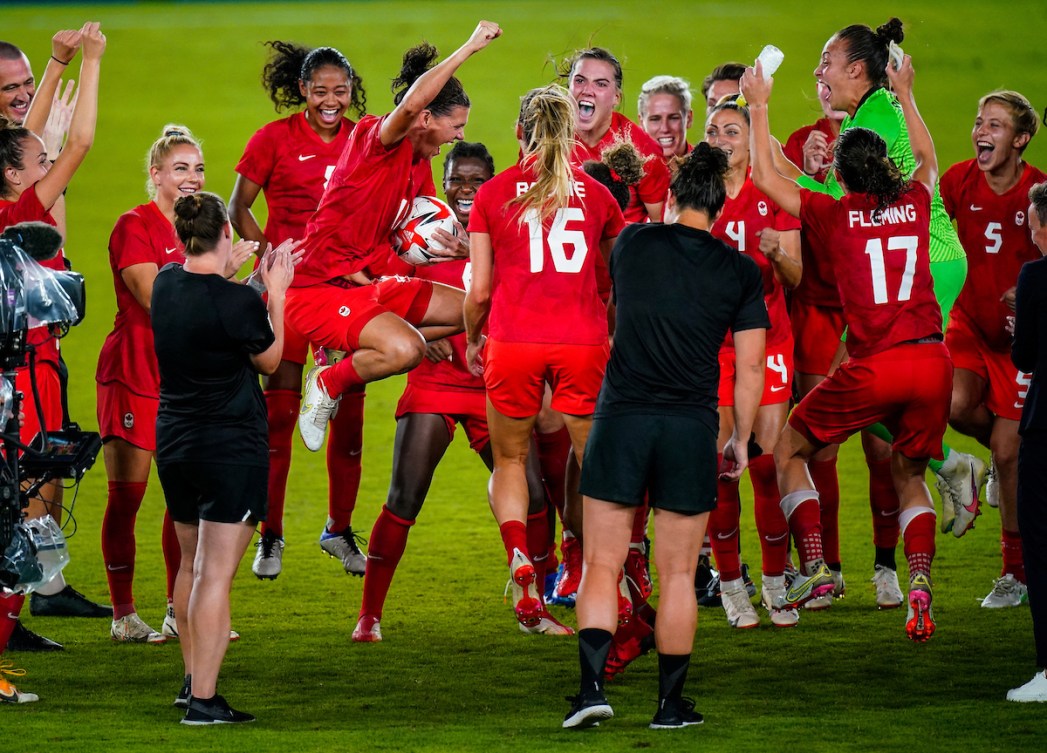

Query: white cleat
[112,613,167,644]
[251,532,285,580]
[299,365,341,452]
[981,573,1028,608]
[161,603,239,641]
[721,578,760,628]
[761,575,799,627]
[1007,671,1047,702]
[985,456,1000,508]
[319,526,367,575]
[871,565,904,609]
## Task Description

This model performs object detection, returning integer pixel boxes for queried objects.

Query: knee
[385,489,423,522]
[992,435,1020,471]
[386,336,426,373]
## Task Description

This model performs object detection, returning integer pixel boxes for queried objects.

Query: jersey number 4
[525,208,589,273]
[865,235,918,304]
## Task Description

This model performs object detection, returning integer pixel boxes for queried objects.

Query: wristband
[50,55,71,65]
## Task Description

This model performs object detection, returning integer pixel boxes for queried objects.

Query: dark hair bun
[685,141,730,178]
[876,17,904,45]
[392,42,438,100]
[174,193,204,223]
[602,141,646,187]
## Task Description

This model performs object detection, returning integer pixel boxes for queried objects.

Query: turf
[3,1,1047,751]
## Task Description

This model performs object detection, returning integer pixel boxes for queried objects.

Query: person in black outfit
[564,143,768,731]
[152,191,296,724]
[1010,181,1047,702]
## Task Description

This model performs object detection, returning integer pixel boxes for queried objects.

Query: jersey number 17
[865,235,918,305]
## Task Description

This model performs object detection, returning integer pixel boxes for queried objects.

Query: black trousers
[1017,438,1047,668]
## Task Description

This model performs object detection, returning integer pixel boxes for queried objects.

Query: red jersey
[711,171,800,347]
[784,117,837,183]
[408,259,483,392]
[800,184,942,358]
[235,111,355,245]
[96,202,184,397]
[940,159,1047,351]
[469,162,625,345]
[570,112,670,223]
[296,114,436,286]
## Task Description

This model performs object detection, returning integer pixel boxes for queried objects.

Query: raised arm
[885,55,937,193]
[739,65,801,218]
[23,28,82,136]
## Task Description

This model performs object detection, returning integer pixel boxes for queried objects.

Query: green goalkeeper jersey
[796,87,965,264]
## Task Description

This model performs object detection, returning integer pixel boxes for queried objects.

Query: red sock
[0,594,25,653]
[708,456,742,582]
[101,480,147,618]
[867,458,900,549]
[499,520,528,565]
[901,509,936,577]
[359,506,414,620]
[1002,528,1025,582]
[630,502,649,546]
[809,457,840,566]
[327,385,365,531]
[781,493,823,569]
[318,357,365,398]
[535,426,570,519]
[526,509,550,588]
[162,509,180,602]
[262,389,299,538]
[750,455,788,577]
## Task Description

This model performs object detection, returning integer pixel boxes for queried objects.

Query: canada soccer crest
[1016,211,1026,226]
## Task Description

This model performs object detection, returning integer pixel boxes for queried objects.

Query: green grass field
[5,1,1047,750]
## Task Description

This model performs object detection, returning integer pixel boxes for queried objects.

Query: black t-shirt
[151,264,274,466]
[597,222,769,419]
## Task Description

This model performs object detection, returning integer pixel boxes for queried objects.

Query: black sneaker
[30,585,112,618]
[6,621,63,652]
[650,696,704,729]
[181,694,255,725]
[173,675,191,709]
[695,555,721,608]
[562,692,613,729]
[741,563,757,599]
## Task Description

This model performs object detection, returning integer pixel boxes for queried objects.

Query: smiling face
[412,105,470,160]
[2,133,48,198]
[443,155,492,225]
[299,64,351,133]
[569,57,620,138]
[641,92,692,158]
[0,54,34,125]
[814,36,861,115]
[972,101,1030,173]
[151,144,205,208]
[704,108,749,173]
[705,78,740,114]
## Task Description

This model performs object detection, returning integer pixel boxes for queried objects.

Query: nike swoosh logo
[770,385,788,393]
[298,154,316,161]
[348,449,362,456]
[970,205,982,211]
[106,564,130,571]
[164,247,178,255]
[715,529,738,540]
[878,509,899,517]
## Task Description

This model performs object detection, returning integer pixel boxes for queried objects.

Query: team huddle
[2,13,1046,727]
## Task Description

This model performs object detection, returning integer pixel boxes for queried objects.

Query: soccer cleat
[650,696,704,729]
[0,662,39,704]
[805,569,845,611]
[161,603,240,641]
[174,675,191,709]
[760,575,799,627]
[741,562,757,599]
[945,454,987,538]
[550,536,581,607]
[871,565,904,609]
[981,573,1028,608]
[352,615,383,643]
[5,621,63,652]
[1007,671,1047,702]
[509,548,542,628]
[298,365,341,452]
[30,585,112,618]
[905,573,935,642]
[783,559,799,589]
[543,568,559,603]
[319,526,367,576]
[604,616,656,681]
[986,456,1000,508]
[624,543,653,603]
[519,608,574,636]
[694,554,722,608]
[181,694,256,725]
[251,530,285,580]
[773,563,835,609]
[721,579,760,629]
[617,571,634,626]
[111,613,167,644]
[563,692,613,729]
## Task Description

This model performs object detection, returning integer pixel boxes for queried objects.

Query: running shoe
[650,696,704,729]
[986,456,1000,508]
[161,603,239,641]
[624,543,653,603]
[694,554,722,608]
[519,608,574,636]
[981,573,1029,608]
[508,548,542,628]
[251,530,284,580]
[905,573,935,642]
[352,614,383,643]
[721,579,759,628]
[871,565,904,609]
[112,613,166,644]
[30,585,112,618]
[1007,671,1047,702]
[319,525,367,576]
[181,694,255,725]
[298,365,340,452]
[0,661,38,704]
[550,536,581,607]
[773,563,835,609]
[805,569,846,611]
[760,575,799,627]
[563,691,613,729]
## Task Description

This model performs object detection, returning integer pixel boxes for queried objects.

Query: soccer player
[638,75,693,160]
[464,85,624,631]
[563,142,767,730]
[290,21,501,453]
[743,53,951,642]
[703,96,803,629]
[702,61,745,114]
[230,41,370,579]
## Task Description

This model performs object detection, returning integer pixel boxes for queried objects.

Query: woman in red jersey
[702,96,803,629]
[464,85,625,630]
[290,21,501,454]
[230,42,370,580]
[742,56,951,642]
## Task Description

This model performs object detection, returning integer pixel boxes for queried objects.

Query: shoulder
[1021,162,1047,187]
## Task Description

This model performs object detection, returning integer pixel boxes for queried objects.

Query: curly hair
[261,40,366,117]
[391,42,469,116]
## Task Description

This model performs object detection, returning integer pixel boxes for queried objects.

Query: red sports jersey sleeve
[940,159,1046,351]
[800,185,942,358]
[469,162,625,345]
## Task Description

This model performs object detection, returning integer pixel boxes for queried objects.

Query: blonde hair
[146,124,201,199]
[978,90,1040,154]
[512,85,576,222]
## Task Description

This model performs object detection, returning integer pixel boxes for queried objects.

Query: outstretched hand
[739,61,774,107]
[51,28,82,64]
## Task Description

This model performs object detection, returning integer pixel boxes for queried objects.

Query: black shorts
[579,411,718,515]
[157,461,268,525]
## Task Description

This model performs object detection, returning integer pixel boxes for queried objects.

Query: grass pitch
[4,1,1047,751]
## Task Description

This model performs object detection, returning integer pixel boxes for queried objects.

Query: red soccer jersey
[469,162,625,345]
[570,112,670,224]
[295,114,437,286]
[96,202,184,396]
[235,111,355,246]
[711,171,800,347]
[800,184,942,358]
[940,159,1047,351]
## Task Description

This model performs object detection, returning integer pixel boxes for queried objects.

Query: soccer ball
[391,195,459,265]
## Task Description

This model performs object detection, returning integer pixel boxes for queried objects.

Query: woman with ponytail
[229,41,369,580]
[464,85,624,634]
[563,142,768,730]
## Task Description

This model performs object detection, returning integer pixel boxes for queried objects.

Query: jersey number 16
[525,208,589,274]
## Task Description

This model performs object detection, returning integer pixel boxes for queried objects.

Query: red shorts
[15,360,62,447]
[97,381,158,452]
[483,339,609,419]
[789,341,952,460]
[285,276,434,352]
[280,307,312,366]
[791,300,846,376]
[718,340,794,407]
[395,383,489,451]
[946,312,1029,421]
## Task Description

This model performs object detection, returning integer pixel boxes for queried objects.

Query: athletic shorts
[97,381,158,452]
[395,383,489,452]
[285,276,434,353]
[789,341,952,460]
[946,312,1029,421]
[790,301,846,376]
[580,411,718,515]
[280,307,311,366]
[483,339,609,419]
[16,359,62,447]
[158,461,267,524]
[718,341,794,407]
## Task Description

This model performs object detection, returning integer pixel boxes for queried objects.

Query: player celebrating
[939,91,1043,604]
[638,75,693,161]
[230,41,370,579]
[464,85,624,631]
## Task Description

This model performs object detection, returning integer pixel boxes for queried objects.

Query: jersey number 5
[865,235,918,304]
[525,208,589,273]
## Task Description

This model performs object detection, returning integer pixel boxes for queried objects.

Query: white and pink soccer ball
[391,196,460,265]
